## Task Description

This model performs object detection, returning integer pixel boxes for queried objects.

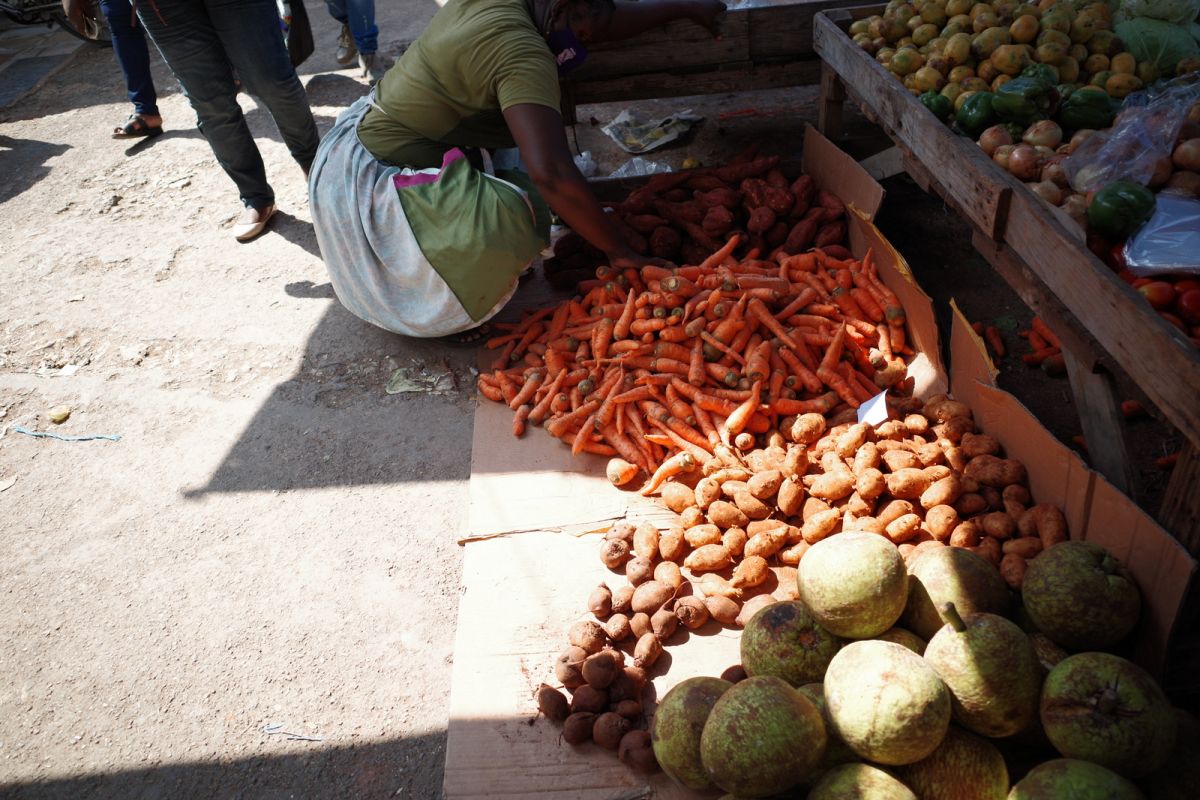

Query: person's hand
[60,0,87,35]
[608,249,677,273]
[687,0,727,39]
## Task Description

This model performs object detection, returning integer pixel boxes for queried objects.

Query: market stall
[812,4,1200,548]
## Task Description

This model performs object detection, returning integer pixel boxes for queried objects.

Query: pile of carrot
[476,231,914,485]
[1017,317,1065,377]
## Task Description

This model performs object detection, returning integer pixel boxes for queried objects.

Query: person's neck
[529,0,562,36]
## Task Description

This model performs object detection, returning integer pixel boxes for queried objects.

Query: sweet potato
[877,499,916,526]
[980,511,1016,540]
[685,544,733,572]
[777,479,805,517]
[745,526,788,559]
[625,214,669,234]
[779,540,810,566]
[660,482,697,514]
[630,612,652,639]
[765,168,789,189]
[915,443,947,468]
[740,178,769,209]
[705,595,741,625]
[731,555,770,591]
[722,527,749,558]
[632,581,674,614]
[810,452,856,501]
[999,553,1027,589]
[685,523,724,548]
[694,475,722,509]
[648,226,682,260]
[1003,537,1043,558]
[934,416,976,444]
[699,571,739,599]
[790,174,816,208]
[747,205,777,235]
[747,470,784,500]
[569,621,607,654]
[605,613,633,642]
[772,566,801,600]
[695,187,741,208]
[816,189,846,220]
[887,468,933,500]
[653,560,684,590]
[923,465,952,483]
[835,424,870,459]
[764,185,795,215]
[783,210,822,252]
[651,605,678,641]
[633,633,663,668]
[903,414,930,435]
[736,594,776,628]
[969,536,1002,566]
[687,173,730,192]
[713,154,780,184]
[924,396,973,423]
[674,596,710,629]
[626,556,654,586]
[659,526,687,563]
[702,204,736,239]
[766,221,789,248]
[881,449,922,472]
[960,432,1000,459]
[845,491,874,518]
[803,496,833,521]
[633,522,660,561]
[734,490,772,521]
[885,513,922,544]
[1027,503,1067,548]
[680,506,705,529]
[954,493,988,516]
[813,221,846,249]
[707,500,750,530]
[801,508,841,545]
[920,474,964,510]
[853,442,881,474]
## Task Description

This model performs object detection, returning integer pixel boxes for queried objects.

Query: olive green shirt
[357,0,561,168]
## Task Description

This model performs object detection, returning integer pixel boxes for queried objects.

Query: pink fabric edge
[392,148,466,190]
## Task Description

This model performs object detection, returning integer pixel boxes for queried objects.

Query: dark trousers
[99,0,157,117]
[135,0,320,209]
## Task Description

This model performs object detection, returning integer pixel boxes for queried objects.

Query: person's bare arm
[503,102,666,270]
[60,0,87,32]
[593,0,726,42]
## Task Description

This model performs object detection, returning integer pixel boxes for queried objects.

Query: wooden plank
[1061,348,1136,497]
[813,11,1012,240]
[1002,192,1200,450]
[747,0,853,59]
[565,58,821,110]
[818,61,845,141]
[569,11,749,81]
[1160,441,1200,557]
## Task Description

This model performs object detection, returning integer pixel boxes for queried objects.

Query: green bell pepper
[1004,122,1027,141]
[1021,64,1058,87]
[992,76,1060,126]
[1087,181,1156,240]
[919,91,954,122]
[956,92,997,138]
[1058,87,1117,132]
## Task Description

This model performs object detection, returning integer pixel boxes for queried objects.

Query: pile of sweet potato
[551,154,851,275]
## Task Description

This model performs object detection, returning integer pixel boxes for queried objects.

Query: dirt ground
[0,3,1184,799]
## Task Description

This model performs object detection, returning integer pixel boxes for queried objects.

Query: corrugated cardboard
[947,306,1196,672]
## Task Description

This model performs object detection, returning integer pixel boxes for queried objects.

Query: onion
[1029,181,1064,206]
[1008,144,1042,182]
[1041,157,1069,188]
[1148,156,1174,189]
[993,144,1016,171]
[1067,129,1096,153]
[979,125,1013,156]
[1179,120,1200,141]
[1165,171,1200,197]
[1061,194,1088,228]
[1188,102,1200,124]
[1034,145,1058,162]
[1023,120,1064,150]
[1173,138,1200,173]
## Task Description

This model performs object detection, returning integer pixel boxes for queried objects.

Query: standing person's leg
[99,0,162,137]
[325,0,356,65]
[205,0,319,175]
[343,0,382,82]
[135,0,276,225]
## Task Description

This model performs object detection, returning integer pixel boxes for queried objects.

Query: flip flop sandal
[437,323,492,347]
[112,114,163,140]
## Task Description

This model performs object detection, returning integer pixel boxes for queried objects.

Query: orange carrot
[491,340,517,371]
[477,377,504,403]
[773,287,820,322]
[697,234,742,273]
[1031,317,1061,350]
[771,392,839,415]
[816,325,859,408]
[747,297,803,353]
[614,290,637,340]
[528,369,567,424]
[985,326,1005,359]
[777,345,823,394]
[509,370,544,410]
[745,340,772,382]
[640,451,698,496]
[547,400,600,438]
[513,404,532,437]
[630,318,671,337]
[700,331,747,365]
[591,317,616,362]
[721,380,762,439]
[692,404,720,444]
[688,338,706,386]
[572,414,597,454]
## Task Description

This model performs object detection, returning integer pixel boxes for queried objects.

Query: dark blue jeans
[325,0,377,54]
[99,0,157,117]
[135,0,319,209]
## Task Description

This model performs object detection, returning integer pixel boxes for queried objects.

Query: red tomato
[1131,278,1153,290]
[1176,289,1200,326]
[1109,243,1127,272]
[1117,269,1139,285]
[1139,281,1178,309]
[1175,278,1200,293]
[1158,311,1188,332]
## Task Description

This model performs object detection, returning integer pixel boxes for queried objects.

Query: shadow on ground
[0,730,448,799]
[0,133,69,204]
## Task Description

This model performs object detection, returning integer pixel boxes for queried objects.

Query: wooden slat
[565,58,821,111]
[747,0,852,59]
[1159,443,1200,556]
[569,12,749,81]
[813,11,1012,240]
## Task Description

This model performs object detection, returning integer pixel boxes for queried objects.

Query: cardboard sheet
[443,532,741,800]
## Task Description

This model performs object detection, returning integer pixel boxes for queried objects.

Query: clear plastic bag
[1064,73,1200,193]
[607,157,673,178]
[1123,193,1200,276]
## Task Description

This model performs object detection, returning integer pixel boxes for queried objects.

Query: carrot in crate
[985,326,1006,359]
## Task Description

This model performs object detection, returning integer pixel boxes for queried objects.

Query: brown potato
[1030,503,1068,548]
[914,443,946,468]
[925,505,960,541]
[881,449,922,472]
[614,699,643,720]
[810,469,855,501]
[570,684,608,714]
[801,508,841,545]
[925,397,972,422]
[582,650,622,689]
[922,465,952,482]
[734,490,772,520]
[836,423,871,458]
[537,684,570,723]
[606,521,636,542]
[631,581,674,614]
[633,522,660,561]
[875,419,908,440]
[588,584,613,618]
[568,621,606,654]
[777,479,805,517]
[630,612,652,639]
[653,560,683,590]
[855,467,887,501]
[960,432,1000,459]
[920,474,963,510]
[600,538,631,570]
[949,520,982,549]
[802,496,833,521]
[963,455,1027,487]
[1003,537,1043,558]
[694,476,721,509]
[1003,484,1032,505]
[969,535,1002,566]
[555,646,588,689]
[933,415,975,444]
[563,712,597,745]
[707,500,750,530]
[684,544,733,572]
[593,711,632,751]
[679,506,706,529]
[790,413,826,444]
[731,555,770,590]
[877,499,916,526]
[626,556,654,586]
[782,445,808,480]
[722,527,749,558]
[886,468,932,500]
[954,493,988,516]
[748,470,784,500]
[980,511,1016,540]
[699,572,739,599]
[885,513,922,544]
[705,595,740,625]
[618,730,659,773]
[999,552,1027,589]
[853,441,881,474]
[604,613,632,642]
[651,605,678,641]
[674,596,710,629]
[942,443,968,472]
[611,585,634,615]
[633,633,663,668]
[659,526,687,563]
[904,413,930,435]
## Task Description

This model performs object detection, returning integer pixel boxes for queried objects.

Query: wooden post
[1160,441,1200,556]
[818,61,845,140]
[1061,350,1136,497]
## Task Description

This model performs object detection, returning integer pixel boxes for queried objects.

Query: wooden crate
[559,0,851,121]
[812,6,1200,546]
